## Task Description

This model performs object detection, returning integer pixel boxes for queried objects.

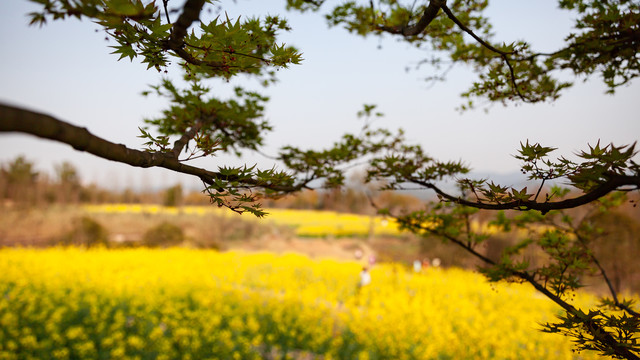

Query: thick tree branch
[377,0,445,36]
[167,0,204,50]
[0,104,302,193]
[172,123,201,158]
[162,0,230,70]
[410,176,640,214]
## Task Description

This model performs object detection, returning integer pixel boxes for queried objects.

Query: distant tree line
[0,155,158,206]
[0,155,425,213]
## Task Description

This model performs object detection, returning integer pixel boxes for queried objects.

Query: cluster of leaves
[140,79,271,158]
[360,130,639,214]
[29,0,302,76]
[510,140,639,200]
[202,165,296,217]
[543,308,640,358]
[389,186,640,358]
[287,0,639,109]
[180,12,303,80]
[469,140,640,204]
[557,0,640,90]
[28,0,308,214]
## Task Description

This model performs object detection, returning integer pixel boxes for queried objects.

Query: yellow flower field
[0,247,599,359]
[83,204,405,237]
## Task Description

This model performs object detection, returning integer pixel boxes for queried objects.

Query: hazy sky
[1,0,638,190]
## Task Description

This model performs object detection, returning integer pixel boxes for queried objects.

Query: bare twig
[570,221,640,318]
[162,0,171,24]
[534,178,546,202]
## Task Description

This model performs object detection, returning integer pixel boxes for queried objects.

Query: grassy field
[0,247,600,360]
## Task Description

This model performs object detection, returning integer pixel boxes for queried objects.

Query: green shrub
[163,184,183,207]
[60,216,109,247]
[142,222,184,248]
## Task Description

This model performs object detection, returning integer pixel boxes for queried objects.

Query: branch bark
[171,115,214,159]
[162,0,228,70]
[410,176,640,214]
[167,0,204,50]
[377,0,445,36]
[0,103,301,193]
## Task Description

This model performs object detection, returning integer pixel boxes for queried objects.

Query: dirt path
[227,236,376,262]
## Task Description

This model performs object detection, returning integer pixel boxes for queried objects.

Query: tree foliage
[1,0,639,358]
[0,155,40,204]
[287,0,639,109]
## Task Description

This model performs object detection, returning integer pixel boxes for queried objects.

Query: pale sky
[1,0,638,190]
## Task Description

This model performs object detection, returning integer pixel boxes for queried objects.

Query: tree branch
[0,103,301,193]
[439,4,533,103]
[413,222,578,313]
[167,0,204,50]
[410,221,640,359]
[374,1,534,103]
[377,0,445,36]
[162,0,171,24]
[570,221,640,318]
[162,0,230,71]
[171,114,215,158]
[410,176,640,214]
[439,4,508,57]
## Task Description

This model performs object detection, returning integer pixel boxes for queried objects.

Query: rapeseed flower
[0,247,602,359]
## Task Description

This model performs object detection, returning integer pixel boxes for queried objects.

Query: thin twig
[162,0,171,24]
[439,4,533,103]
[406,219,640,359]
[183,42,272,63]
[534,178,546,202]
[571,222,640,318]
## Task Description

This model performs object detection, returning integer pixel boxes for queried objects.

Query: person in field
[359,266,371,287]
